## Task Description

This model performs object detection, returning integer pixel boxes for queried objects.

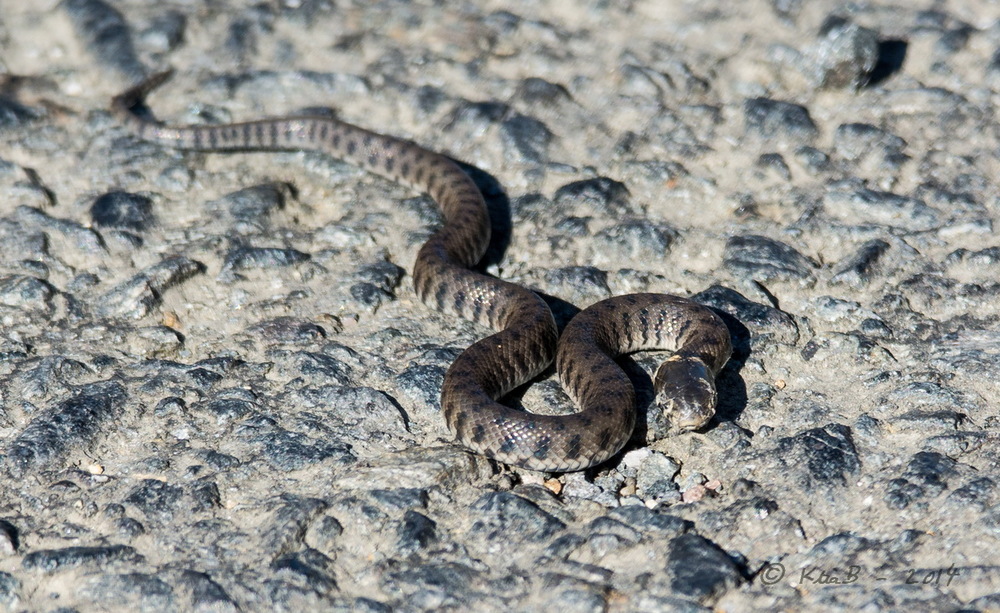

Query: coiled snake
[111,71,732,472]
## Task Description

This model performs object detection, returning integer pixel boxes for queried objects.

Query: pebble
[553,178,633,216]
[90,191,156,231]
[832,123,906,162]
[6,382,128,476]
[124,480,185,522]
[755,152,791,180]
[218,182,293,224]
[635,452,681,502]
[470,491,567,541]
[743,98,818,142]
[0,275,56,316]
[515,77,572,107]
[396,510,438,555]
[793,146,831,173]
[772,424,861,493]
[15,205,105,254]
[99,256,204,319]
[543,266,611,302]
[811,17,880,89]
[222,245,310,274]
[0,520,18,555]
[62,0,146,81]
[824,182,940,231]
[830,239,890,286]
[500,114,552,163]
[723,234,817,284]
[664,534,745,602]
[593,220,677,262]
[21,544,141,573]
[177,570,239,611]
[245,317,328,343]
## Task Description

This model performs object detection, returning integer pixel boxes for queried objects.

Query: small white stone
[622,448,652,470]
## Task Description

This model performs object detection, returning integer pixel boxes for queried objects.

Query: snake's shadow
[454,162,514,267]
[457,161,752,465]
[704,311,751,429]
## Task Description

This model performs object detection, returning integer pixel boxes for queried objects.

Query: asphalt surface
[1,0,1000,610]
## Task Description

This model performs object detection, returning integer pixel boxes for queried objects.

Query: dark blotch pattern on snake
[111,70,732,471]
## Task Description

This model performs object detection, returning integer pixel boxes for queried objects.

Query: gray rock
[553,178,632,216]
[218,182,293,224]
[0,275,56,316]
[743,98,818,142]
[245,317,328,344]
[222,245,310,273]
[99,256,204,319]
[349,260,405,312]
[124,480,185,522]
[833,123,906,162]
[755,153,791,180]
[515,77,572,107]
[723,235,817,284]
[446,99,510,134]
[6,381,127,476]
[470,491,567,541]
[830,239,890,286]
[370,488,428,511]
[237,414,357,471]
[271,548,338,594]
[635,452,681,501]
[61,0,146,81]
[21,544,142,573]
[794,146,831,173]
[381,562,483,609]
[824,185,942,231]
[261,494,328,556]
[946,246,1000,267]
[884,451,957,510]
[946,477,995,512]
[694,284,799,345]
[396,363,447,410]
[15,205,105,254]
[90,191,156,231]
[593,220,678,261]
[608,505,692,536]
[116,517,146,538]
[0,520,18,555]
[77,573,175,612]
[812,17,880,89]
[772,424,861,490]
[543,266,611,301]
[395,509,438,555]
[500,114,552,163]
[0,572,21,607]
[176,570,239,612]
[665,534,745,602]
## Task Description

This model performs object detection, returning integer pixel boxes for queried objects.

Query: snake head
[651,355,718,434]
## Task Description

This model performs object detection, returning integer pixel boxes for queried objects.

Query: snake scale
[111,70,732,472]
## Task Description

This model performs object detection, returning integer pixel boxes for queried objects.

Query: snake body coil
[112,71,732,471]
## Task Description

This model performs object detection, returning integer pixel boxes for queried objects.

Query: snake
[111,70,732,472]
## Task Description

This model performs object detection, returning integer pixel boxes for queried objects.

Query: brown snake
[111,71,732,472]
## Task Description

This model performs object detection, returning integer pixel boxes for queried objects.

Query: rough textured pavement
[2,0,1000,610]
